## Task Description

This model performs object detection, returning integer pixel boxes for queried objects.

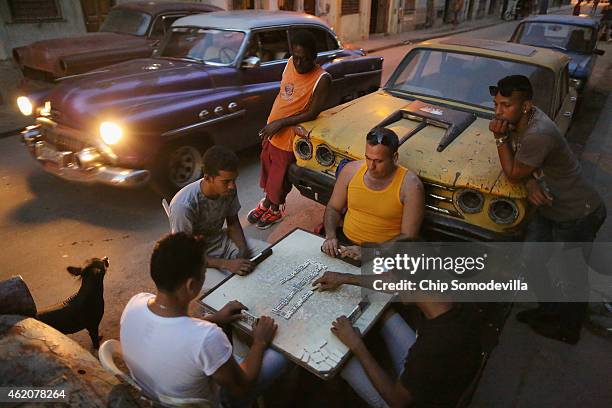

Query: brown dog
[37,257,108,349]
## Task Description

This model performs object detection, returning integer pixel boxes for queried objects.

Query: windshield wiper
[160,56,203,63]
[526,42,567,52]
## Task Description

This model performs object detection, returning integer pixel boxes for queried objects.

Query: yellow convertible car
[288,37,577,241]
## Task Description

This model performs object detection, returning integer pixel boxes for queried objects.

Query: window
[278,0,296,11]
[244,30,290,63]
[342,0,360,15]
[8,0,61,22]
[292,27,340,54]
[150,15,185,39]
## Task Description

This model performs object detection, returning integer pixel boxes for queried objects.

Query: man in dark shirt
[314,271,481,407]
[488,75,606,344]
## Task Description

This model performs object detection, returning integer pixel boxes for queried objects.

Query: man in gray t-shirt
[169,146,268,289]
[489,75,606,345]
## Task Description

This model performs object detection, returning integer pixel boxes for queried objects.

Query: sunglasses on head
[489,85,531,97]
[366,129,394,146]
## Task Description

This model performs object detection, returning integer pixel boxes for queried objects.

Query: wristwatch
[495,136,509,147]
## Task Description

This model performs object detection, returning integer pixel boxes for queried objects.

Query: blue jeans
[221,348,290,408]
[522,205,607,329]
[340,313,417,408]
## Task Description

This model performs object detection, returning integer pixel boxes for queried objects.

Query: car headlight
[315,144,335,167]
[17,96,33,116]
[488,198,519,225]
[295,138,313,160]
[456,189,484,214]
[100,122,123,145]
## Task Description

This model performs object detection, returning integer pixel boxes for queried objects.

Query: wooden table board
[199,228,393,379]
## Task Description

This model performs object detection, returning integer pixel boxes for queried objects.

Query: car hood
[307,91,524,198]
[14,32,148,76]
[47,58,215,129]
[566,52,592,77]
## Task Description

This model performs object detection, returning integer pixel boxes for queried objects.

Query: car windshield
[100,9,151,36]
[386,49,554,113]
[159,27,245,65]
[515,22,594,53]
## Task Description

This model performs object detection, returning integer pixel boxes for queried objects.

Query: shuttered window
[8,0,62,22]
[341,0,360,15]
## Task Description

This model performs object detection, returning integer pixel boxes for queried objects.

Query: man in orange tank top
[321,128,425,261]
[247,30,331,230]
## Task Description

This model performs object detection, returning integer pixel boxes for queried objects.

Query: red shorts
[259,139,296,205]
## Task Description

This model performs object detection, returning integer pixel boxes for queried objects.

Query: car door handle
[570,96,577,102]
[563,111,572,118]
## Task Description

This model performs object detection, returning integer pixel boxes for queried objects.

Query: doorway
[80,0,115,32]
[370,0,389,34]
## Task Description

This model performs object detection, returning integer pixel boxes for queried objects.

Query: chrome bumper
[21,125,150,188]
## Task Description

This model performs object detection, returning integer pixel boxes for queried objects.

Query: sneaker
[256,208,283,230]
[247,199,269,224]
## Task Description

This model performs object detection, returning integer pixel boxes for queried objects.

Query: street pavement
[1,5,611,407]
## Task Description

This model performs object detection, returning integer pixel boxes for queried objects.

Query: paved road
[1,20,611,406]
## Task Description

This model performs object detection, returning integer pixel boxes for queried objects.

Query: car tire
[151,142,207,200]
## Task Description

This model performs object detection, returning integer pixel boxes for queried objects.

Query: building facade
[0,0,503,61]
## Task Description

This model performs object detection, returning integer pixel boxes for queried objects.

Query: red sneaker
[247,199,268,224]
[256,208,284,230]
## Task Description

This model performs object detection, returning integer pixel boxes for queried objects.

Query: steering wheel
[218,47,237,64]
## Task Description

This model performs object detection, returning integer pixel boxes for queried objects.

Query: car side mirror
[241,56,261,69]
[594,49,605,56]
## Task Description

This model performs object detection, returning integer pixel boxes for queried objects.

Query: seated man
[313,270,482,407]
[120,233,288,406]
[170,146,269,286]
[321,128,425,261]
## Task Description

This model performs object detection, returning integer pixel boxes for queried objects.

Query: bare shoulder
[400,169,424,200]
[340,160,363,179]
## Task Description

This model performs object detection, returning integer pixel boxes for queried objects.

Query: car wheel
[151,143,205,199]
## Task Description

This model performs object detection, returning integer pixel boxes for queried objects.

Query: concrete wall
[0,0,86,60]
[337,0,371,42]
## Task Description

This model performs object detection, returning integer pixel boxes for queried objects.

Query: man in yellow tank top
[247,30,331,230]
[321,128,425,260]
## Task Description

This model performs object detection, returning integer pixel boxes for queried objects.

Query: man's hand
[339,245,361,261]
[210,300,246,325]
[223,258,254,276]
[489,118,515,138]
[331,316,363,351]
[252,316,277,347]
[259,120,284,140]
[526,178,553,207]
[313,271,346,291]
[321,237,340,257]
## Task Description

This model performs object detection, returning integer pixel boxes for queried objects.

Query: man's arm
[495,142,537,182]
[313,270,402,294]
[395,171,425,241]
[168,200,194,235]
[321,161,356,257]
[226,214,248,257]
[211,317,277,398]
[260,74,331,138]
[332,317,413,408]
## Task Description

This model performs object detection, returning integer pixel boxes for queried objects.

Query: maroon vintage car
[19,11,383,197]
[12,1,221,81]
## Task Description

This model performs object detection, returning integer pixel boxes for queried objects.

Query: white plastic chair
[98,339,213,408]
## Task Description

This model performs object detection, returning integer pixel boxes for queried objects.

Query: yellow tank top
[343,163,407,245]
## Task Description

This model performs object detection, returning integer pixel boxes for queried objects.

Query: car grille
[44,130,89,153]
[423,181,462,219]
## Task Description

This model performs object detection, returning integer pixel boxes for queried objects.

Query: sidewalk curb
[364,22,502,53]
[362,6,575,53]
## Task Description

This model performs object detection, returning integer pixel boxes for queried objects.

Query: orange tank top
[268,57,328,151]
[343,163,407,245]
